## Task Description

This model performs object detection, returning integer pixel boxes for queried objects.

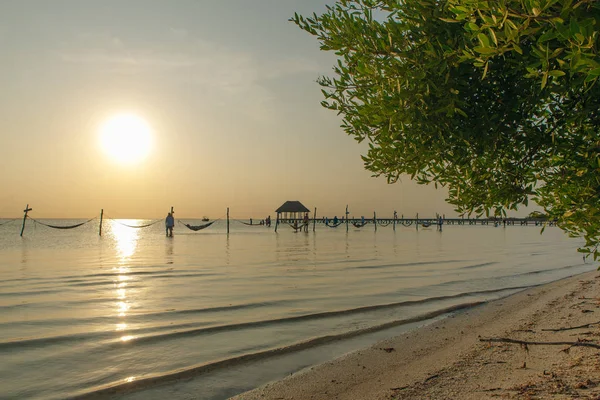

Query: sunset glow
[99,114,153,165]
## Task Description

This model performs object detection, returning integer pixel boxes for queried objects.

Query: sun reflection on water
[109,221,140,334]
[110,221,140,262]
[117,301,130,316]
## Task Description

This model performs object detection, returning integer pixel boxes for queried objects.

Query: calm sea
[0,217,593,399]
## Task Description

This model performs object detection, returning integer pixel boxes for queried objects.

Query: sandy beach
[233,271,600,400]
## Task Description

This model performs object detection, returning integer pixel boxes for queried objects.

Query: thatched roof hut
[274,201,311,232]
[275,200,310,214]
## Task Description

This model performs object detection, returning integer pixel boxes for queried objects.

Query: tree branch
[480,337,600,349]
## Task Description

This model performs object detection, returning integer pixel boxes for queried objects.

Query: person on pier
[165,212,175,237]
[303,213,309,232]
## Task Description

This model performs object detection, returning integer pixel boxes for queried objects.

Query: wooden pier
[278,217,556,227]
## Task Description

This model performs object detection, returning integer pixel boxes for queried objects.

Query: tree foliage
[292,0,600,258]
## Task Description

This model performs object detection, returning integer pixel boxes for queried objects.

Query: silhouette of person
[165,212,175,237]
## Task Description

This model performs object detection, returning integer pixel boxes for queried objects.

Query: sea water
[0,218,593,399]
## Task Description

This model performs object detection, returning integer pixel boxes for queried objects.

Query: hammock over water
[180,221,216,231]
[30,217,97,230]
[325,221,343,228]
[113,220,161,229]
[352,221,368,228]
[238,220,264,226]
[0,219,17,227]
[288,222,308,232]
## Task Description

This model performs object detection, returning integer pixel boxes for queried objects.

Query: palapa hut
[275,200,310,221]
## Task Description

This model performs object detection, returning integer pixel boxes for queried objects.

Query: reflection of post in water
[345,231,349,257]
[225,235,230,265]
[275,232,283,263]
[393,226,399,257]
[20,237,30,271]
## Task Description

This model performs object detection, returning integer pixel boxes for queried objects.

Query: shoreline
[233,270,600,399]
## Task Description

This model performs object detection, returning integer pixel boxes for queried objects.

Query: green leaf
[548,70,566,77]
[465,22,479,31]
[513,43,523,54]
[488,28,498,46]
[477,33,490,47]
[474,46,496,54]
[538,30,558,43]
[570,19,580,37]
[541,71,548,89]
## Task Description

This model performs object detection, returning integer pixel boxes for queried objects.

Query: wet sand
[233,271,600,399]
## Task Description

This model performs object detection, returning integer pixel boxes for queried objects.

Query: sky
[0,0,491,219]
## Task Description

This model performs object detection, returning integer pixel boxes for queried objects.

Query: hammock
[288,222,307,232]
[113,219,161,229]
[325,221,343,228]
[377,220,392,227]
[421,221,432,228]
[180,220,215,231]
[400,220,414,227]
[30,217,96,230]
[238,220,264,226]
[352,221,368,228]
[0,219,16,227]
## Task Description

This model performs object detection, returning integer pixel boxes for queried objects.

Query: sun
[99,113,153,164]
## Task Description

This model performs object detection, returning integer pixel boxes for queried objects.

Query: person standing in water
[165,212,175,237]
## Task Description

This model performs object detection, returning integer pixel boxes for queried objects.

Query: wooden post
[20,204,32,237]
[99,209,104,236]
[374,211,377,231]
[227,208,230,234]
[346,205,349,232]
[416,213,419,231]
[170,206,175,237]
[275,212,279,232]
[393,210,397,231]
[313,207,317,232]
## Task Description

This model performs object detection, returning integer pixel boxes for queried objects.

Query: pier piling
[99,209,103,236]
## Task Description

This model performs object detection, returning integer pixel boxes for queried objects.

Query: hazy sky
[0,1,467,219]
